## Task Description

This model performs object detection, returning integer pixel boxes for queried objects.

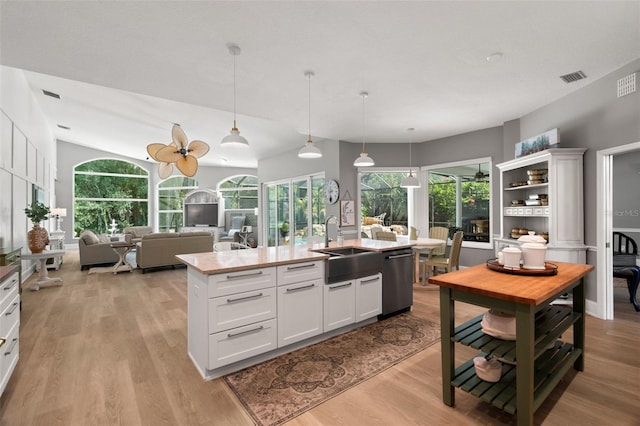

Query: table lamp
[51,208,67,232]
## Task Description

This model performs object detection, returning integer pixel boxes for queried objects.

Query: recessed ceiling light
[486,52,504,63]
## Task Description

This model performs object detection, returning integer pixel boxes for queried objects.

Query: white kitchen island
[176,240,413,380]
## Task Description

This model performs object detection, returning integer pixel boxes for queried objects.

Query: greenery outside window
[425,157,492,247]
[264,174,324,247]
[74,159,149,236]
[218,175,258,209]
[158,176,198,232]
[359,169,414,233]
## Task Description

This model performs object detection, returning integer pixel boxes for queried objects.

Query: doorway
[596,141,640,320]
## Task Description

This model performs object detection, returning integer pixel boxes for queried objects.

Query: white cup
[502,247,522,269]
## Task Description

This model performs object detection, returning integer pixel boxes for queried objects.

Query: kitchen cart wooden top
[428,261,593,306]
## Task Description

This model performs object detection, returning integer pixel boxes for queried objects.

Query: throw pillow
[231,215,246,230]
[80,230,99,245]
[98,234,111,244]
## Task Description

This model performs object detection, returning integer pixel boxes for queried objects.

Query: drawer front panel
[0,323,19,396]
[277,261,323,286]
[208,267,276,298]
[0,272,19,311]
[208,287,277,333]
[0,294,20,339]
[208,318,277,369]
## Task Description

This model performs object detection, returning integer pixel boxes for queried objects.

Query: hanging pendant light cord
[361,93,366,153]
[308,73,312,141]
[233,50,237,129]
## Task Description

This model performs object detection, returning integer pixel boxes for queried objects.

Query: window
[157,176,198,232]
[74,159,149,236]
[359,170,413,234]
[425,158,491,246]
[218,175,258,209]
[264,174,325,247]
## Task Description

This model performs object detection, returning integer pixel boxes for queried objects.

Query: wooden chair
[612,231,639,311]
[374,231,397,241]
[427,226,449,257]
[422,230,463,277]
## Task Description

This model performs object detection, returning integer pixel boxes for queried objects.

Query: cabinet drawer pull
[226,292,263,303]
[360,276,380,284]
[286,263,315,271]
[286,283,315,292]
[3,279,17,291]
[0,338,5,348]
[4,337,17,355]
[226,271,263,280]
[227,325,264,338]
[329,282,352,290]
[5,302,19,316]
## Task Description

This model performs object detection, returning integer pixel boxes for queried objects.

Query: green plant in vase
[280,221,289,238]
[24,201,51,253]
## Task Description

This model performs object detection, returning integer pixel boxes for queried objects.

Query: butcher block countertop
[176,238,414,275]
[428,261,594,306]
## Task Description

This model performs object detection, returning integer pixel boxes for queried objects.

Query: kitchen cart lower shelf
[452,342,581,415]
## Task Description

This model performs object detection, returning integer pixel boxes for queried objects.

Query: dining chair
[374,231,397,241]
[428,226,449,256]
[422,230,463,277]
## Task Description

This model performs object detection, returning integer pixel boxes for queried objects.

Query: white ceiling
[1,1,639,168]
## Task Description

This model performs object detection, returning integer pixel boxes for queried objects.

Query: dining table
[408,237,447,284]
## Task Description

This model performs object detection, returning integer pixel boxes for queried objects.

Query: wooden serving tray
[486,259,558,276]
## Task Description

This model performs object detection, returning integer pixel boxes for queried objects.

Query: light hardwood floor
[1,250,638,425]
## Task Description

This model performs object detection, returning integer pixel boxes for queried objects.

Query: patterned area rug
[223,313,440,426]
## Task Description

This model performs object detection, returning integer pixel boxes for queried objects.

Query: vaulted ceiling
[2,1,639,168]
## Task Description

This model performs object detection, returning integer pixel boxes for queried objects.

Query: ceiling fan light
[298,140,322,158]
[400,171,421,188]
[354,152,375,167]
[221,127,249,147]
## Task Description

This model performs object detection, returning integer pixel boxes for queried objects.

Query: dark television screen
[185,203,218,227]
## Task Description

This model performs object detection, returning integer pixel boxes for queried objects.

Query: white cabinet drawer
[0,272,19,311]
[0,322,19,396]
[208,287,276,333]
[277,261,324,286]
[208,318,277,369]
[207,267,276,298]
[0,294,20,339]
[278,280,323,347]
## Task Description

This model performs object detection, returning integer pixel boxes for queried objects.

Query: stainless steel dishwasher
[380,247,414,317]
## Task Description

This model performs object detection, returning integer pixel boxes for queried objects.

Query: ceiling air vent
[57,124,70,130]
[560,71,587,83]
[42,89,60,99]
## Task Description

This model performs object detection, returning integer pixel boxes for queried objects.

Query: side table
[21,250,66,291]
[110,242,135,274]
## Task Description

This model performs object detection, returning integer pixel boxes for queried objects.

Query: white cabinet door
[323,280,355,332]
[277,280,323,347]
[356,273,382,322]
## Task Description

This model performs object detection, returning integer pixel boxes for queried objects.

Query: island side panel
[187,268,209,378]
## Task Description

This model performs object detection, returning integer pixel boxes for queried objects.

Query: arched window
[218,175,258,209]
[158,176,198,232]
[74,159,149,236]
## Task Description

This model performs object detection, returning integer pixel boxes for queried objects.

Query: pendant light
[353,91,375,167]
[298,71,322,158]
[221,44,249,147]
[400,127,421,188]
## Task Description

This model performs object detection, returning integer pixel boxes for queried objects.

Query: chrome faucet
[324,215,338,247]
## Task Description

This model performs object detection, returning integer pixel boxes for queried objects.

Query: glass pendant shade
[400,171,420,188]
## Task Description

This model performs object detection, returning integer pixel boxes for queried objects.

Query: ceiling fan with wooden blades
[147,124,210,178]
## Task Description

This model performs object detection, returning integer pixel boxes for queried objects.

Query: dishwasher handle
[385,253,413,260]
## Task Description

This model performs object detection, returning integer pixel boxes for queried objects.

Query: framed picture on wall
[340,200,355,227]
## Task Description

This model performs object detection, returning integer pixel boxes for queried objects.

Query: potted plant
[280,221,289,238]
[24,201,51,253]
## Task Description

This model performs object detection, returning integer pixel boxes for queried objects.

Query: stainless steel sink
[314,248,383,283]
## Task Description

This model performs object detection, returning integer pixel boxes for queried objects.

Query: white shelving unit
[182,188,222,241]
[495,148,587,264]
